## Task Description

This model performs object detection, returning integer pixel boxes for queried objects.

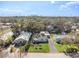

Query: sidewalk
[23,53,70,58]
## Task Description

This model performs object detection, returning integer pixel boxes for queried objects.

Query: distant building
[46,24,69,34]
[0,23,12,29]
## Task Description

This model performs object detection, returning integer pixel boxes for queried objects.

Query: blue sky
[0,1,79,16]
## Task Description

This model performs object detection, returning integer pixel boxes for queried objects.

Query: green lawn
[55,43,78,52]
[28,43,50,53]
[50,34,79,53]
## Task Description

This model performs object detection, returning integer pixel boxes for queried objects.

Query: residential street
[23,53,70,58]
[3,52,70,58]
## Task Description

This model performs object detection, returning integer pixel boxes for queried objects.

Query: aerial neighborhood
[0,16,79,58]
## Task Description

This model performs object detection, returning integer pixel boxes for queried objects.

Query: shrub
[65,47,78,53]
[4,36,13,47]
[19,47,25,53]
[0,40,4,46]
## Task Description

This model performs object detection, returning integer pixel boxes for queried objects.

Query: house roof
[54,35,68,39]
[33,36,48,41]
[14,32,32,41]
[40,31,50,35]
[71,25,77,29]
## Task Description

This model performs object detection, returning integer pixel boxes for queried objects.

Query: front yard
[50,34,79,53]
[28,43,50,53]
[55,43,78,53]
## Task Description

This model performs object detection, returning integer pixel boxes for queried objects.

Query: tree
[4,36,13,47]
[61,37,74,45]
[0,39,4,46]
[26,20,45,33]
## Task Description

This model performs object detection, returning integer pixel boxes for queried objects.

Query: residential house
[55,35,68,44]
[40,31,50,38]
[32,32,49,44]
[46,24,69,34]
[32,36,48,44]
[0,23,12,30]
[55,34,75,44]
[12,31,32,47]
[71,25,77,32]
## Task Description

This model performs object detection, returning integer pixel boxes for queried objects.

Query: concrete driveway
[48,37,58,53]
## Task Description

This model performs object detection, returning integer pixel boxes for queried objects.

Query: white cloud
[60,4,67,8]
[0,8,39,16]
[0,8,33,14]
[60,1,79,9]
[50,1,56,4]
[0,8,23,13]
[66,1,79,5]
[0,8,32,16]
